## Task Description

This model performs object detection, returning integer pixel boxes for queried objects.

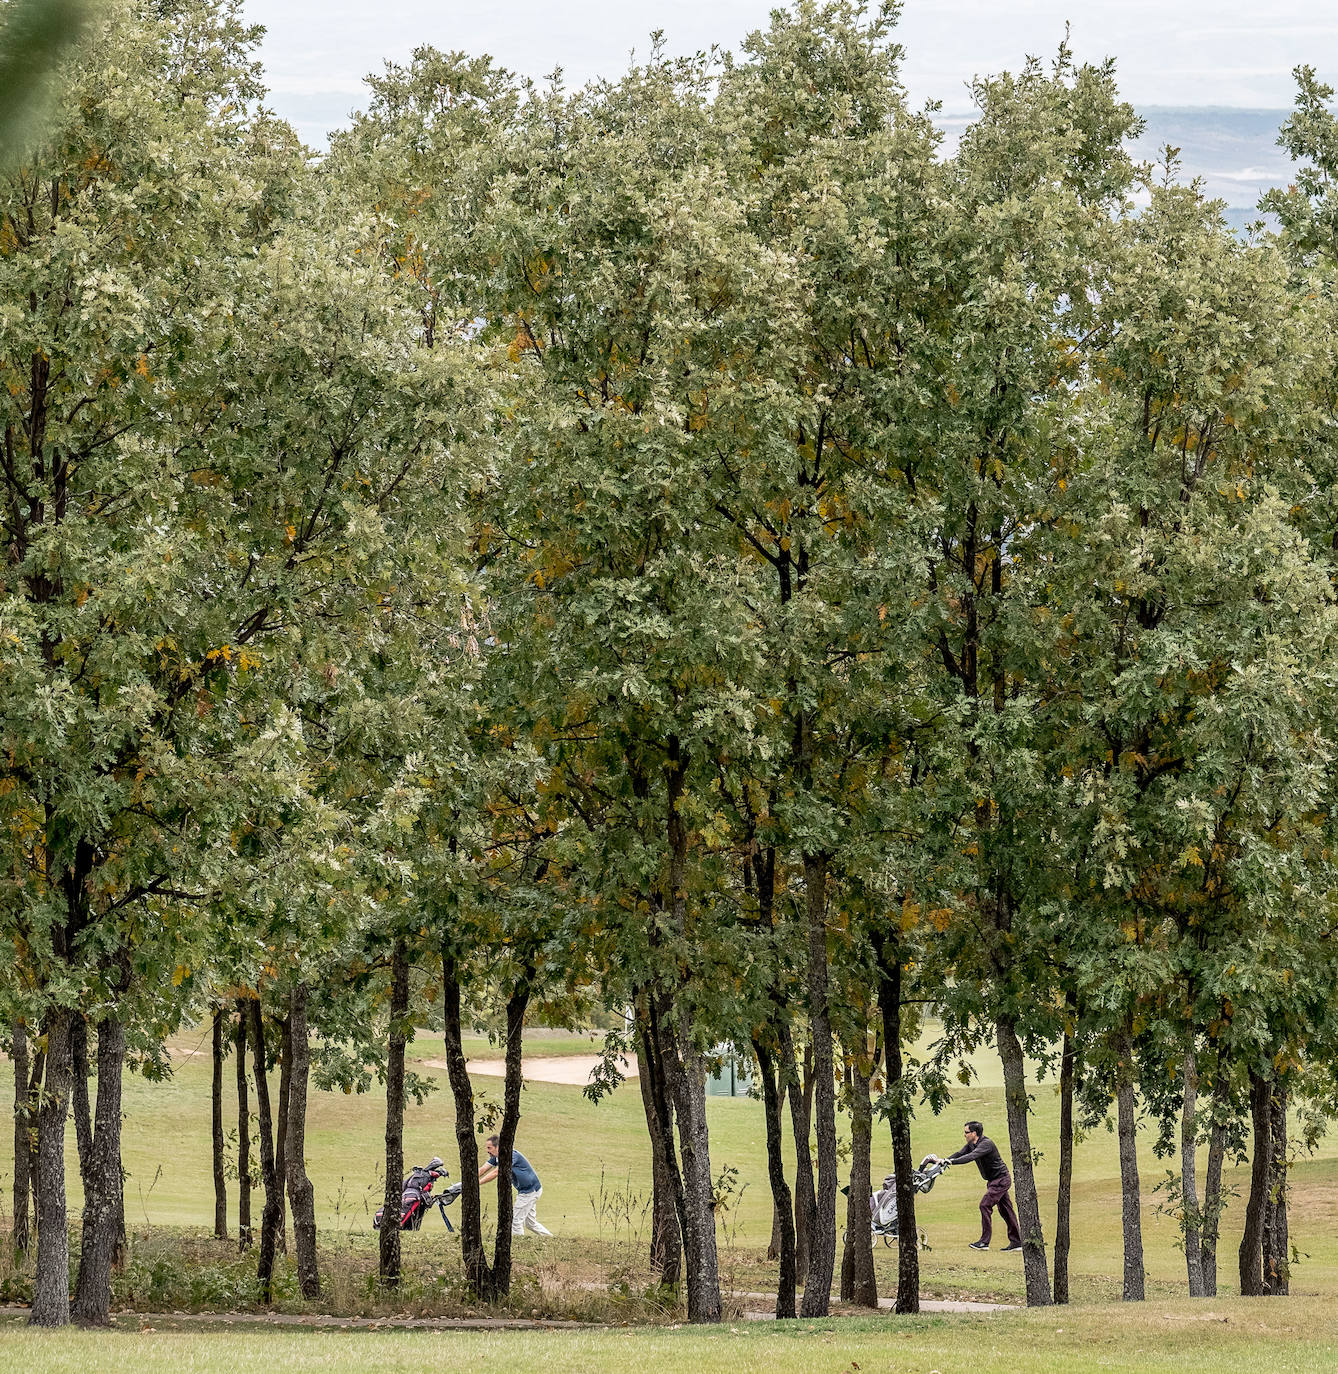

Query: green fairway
[2,1298,1337,1373]
[4,1021,1337,1308]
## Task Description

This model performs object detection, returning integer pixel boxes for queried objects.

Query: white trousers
[512,1187,552,1236]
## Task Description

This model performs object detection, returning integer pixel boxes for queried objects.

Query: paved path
[420,1053,638,1085]
[736,1291,1011,1320]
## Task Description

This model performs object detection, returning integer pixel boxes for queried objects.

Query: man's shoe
[968,1240,989,1251]
[1000,1242,1024,1253]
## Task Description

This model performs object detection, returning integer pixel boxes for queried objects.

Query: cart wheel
[883,1233,895,1248]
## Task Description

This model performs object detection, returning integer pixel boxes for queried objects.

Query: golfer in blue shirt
[480,1134,553,1237]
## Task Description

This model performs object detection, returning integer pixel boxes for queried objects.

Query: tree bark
[249,1000,281,1302]
[875,931,918,1314]
[1202,1073,1229,1298]
[784,1026,815,1284]
[996,1013,1052,1306]
[635,992,691,1288]
[284,983,320,1298]
[211,1009,228,1241]
[442,949,494,1300]
[841,1053,877,1308]
[11,1019,31,1257]
[487,980,532,1301]
[660,1020,720,1323]
[71,1014,126,1326]
[1262,1082,1289,1296]
[275,1013,292,1254]
[1116,1031,1145,1301]
[1053,1027,1075,1304]
[1180,1038,1205,1297]
[235,1002,251,1251]
[754,1038,796,1318]
[379,939,409,1286]
[29,1007,72,1327]
[638,1006,682,1284]
[799,854,836,1319]
[1238,1068,1271,1297]
[70,1015,93,1192]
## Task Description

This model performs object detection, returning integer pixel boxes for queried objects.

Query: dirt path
[419,1053,637,1086]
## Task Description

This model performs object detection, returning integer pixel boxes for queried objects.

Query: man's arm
[478,1163,499,1184]
[948,1139,990,1165]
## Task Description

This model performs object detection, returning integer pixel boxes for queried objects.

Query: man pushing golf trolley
[864,1119,1023,1252]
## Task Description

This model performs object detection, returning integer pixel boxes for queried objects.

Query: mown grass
[1,1297,1337,1373]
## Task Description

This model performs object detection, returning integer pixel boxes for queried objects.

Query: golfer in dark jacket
[948,1120,1022,1251]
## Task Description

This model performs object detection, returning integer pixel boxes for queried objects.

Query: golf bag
[373,1156,463,1232]
[869,1153,949,1245]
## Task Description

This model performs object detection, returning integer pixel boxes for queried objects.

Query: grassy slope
[8,1023,1338,1304]
[2,1299,1337,1373]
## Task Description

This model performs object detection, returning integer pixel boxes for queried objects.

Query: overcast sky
[241,0,1338,147]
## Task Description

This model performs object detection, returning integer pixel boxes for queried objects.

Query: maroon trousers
[979,1174,1021,1246]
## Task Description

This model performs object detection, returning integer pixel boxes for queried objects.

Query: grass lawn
[4,1020,1338,1311]
[1,1298,1336,1373]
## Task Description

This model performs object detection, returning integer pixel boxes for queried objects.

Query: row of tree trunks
[1115,1027,1145,1302]
[379,938,410,1286]
[11,1019,32,1258]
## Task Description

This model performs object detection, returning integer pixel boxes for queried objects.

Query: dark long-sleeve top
[948,1135,1010,1183]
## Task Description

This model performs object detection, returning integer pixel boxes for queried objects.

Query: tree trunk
[799,854,837,1319]
[249,1000,281,1302]
[1116,1030,1145,1302]
[284,983,320,1299]
[634,994,686,1291]
[70,1015,93,1192]
[754,1038,796,1318]
[486,980,532,1301]
[875,932,918,1314]
[661,1024,720,1323]
[841,1053,877,1308]
[11,1019,31,1257]
[1202,1072,1229,1298]
[441,949,493,1300]
[29,1007,72,1327]
[275,1014,292,1254]
[71,1014,126,1326]
[996,1013,1051,1306]
[379,939,409,1287]
[211,1009,228,1241]
[1262,1082,1289,1296]
[637,1006,682,1284]
[1181,1037,1205,1297]
[1238,1068,1270,1297]
[235,1002,251,1251]
[784,1027,815,1284]
[1053,1027,1075,1304]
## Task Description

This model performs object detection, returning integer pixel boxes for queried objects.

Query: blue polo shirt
[488,1148,540,1193]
